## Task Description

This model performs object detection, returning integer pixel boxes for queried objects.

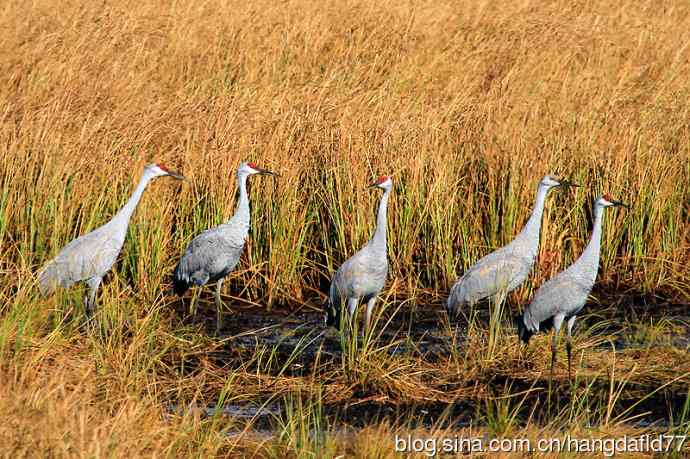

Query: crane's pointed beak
[167,171,185,180]
[254,167,279,177]
[611,199,630,209]
[558,179,579,188]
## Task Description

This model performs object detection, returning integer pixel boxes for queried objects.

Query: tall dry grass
[1,0,689,456]
[2,0,688,307]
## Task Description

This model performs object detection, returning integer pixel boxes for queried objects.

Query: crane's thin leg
[347,297,359,335]
[347,297,358,319]
[190,287,201,319]
[550,315,565,382]
[84,277,102,318]
[566,338,572,382]
[550,331,558,381]
[566,316,577,382]
[365,297,377,336]
[215,278,224,335]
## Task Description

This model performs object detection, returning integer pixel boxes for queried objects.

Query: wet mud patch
[166,292,690,431]
[168,379,686,434]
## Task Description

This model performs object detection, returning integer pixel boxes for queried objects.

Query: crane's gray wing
[331,248,386,301]
[326,249,383,327]
[330,255,362,305]
[38,231,121,296]
[449,251,529,309]
[173,228,245,294]
[523,275,590,332]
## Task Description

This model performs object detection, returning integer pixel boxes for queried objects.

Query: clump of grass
[269,390,338,458]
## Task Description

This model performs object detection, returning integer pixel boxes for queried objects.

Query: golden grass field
[1,0,689,457]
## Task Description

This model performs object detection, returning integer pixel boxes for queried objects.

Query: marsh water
[170,292,690,433]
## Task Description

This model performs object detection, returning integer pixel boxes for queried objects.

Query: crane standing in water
[38,163,185,314]
[173,162,278,333]
[447,175,578,318]
[325,176,393,333]
[515,194,629,380]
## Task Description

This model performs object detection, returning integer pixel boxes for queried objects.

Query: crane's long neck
[513,185,549,257]
[229,172,251,228]
[111,171,154,232]
[572,205,605,279]
[370,188,390,251]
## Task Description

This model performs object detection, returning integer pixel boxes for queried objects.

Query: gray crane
[173,162,278,333]
[447,175,577,318]
[515,194,629,380]
[325,175,392,333]
[38,163,185,314]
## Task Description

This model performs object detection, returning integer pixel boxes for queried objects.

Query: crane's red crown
[375,175,389,184]
[157,163,171,173]
[247,162,259,170]
[603,193,613,201]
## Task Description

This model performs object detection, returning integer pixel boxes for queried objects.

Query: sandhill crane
[515,194,629,380]
[38,163,185,314]
[447,175,577,318]
[325,175,392,333]
[173,162,278,333]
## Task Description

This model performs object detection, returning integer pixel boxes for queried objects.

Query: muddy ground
[170,290,690,431]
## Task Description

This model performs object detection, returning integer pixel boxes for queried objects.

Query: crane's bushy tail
[325,282,341,329]
[513,314,534,344]
[37,261,61,297]
[446,282,462,319]
[172,277,189,296]
[172,266,190,296]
